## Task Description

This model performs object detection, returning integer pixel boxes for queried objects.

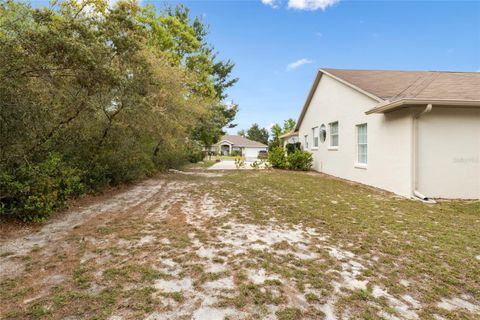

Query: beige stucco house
[209,135,268,159]
[294,68,480,199]
[279,131,299,147]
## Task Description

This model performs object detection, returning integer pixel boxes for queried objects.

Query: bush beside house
[268,147,288,169]
[287,150,313,171]
[285,142,301,155]
[268,147,312,171]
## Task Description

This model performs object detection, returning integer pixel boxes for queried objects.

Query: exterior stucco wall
[298,74,414,197]
[416,108,480,199]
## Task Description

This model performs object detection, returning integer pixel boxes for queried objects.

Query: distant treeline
[0,0,238,221]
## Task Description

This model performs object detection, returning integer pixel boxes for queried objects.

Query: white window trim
[304,135,309,150]
[319,124,326,144]
[355,123,368,168]
[329,121,339,149]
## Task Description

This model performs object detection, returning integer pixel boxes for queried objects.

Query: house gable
[295,70,384,132]
[296,70,413,197]
[214,139,234,146]
[297,69,480,118]
[213,135,268,148]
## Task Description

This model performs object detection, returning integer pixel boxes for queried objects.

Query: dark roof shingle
[215,135,267,147]
[322,68,480,101]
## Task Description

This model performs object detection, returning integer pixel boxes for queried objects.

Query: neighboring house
[293,68,480,199]
[209,135,268,158]
[279,131,299,147]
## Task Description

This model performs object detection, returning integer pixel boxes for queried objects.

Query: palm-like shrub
[287,150,313,171]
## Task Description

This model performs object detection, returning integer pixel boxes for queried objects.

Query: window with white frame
[319,124,326,143]
[304,135,308,149]
[312,127,319,148]
[356,124,367,165]
[329,121,339,147]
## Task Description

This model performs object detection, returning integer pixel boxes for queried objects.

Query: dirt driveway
[1,170,479,319]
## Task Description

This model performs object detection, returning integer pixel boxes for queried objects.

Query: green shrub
[285,142,301,155]
[230,150,242,157]
[153,146,190,172]
[234,158,246,169]
[268,147,287,169]
[0,1,237,221]
[188,150,205,163]
[250,160,260,169]
[286,150,313,171]
[263,160,272,170]
[0,153,85,221]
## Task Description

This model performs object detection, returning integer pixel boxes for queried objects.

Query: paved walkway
[208,160,266,170]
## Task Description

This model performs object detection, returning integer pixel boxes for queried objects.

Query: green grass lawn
[204,170,480,318]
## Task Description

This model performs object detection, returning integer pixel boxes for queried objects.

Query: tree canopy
[269,118,296,148]
[0,0,238,220]
[246,123,269,145]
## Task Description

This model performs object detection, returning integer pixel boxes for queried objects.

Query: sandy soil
[0,172,477,320]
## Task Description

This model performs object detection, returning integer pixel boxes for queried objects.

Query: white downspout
[412,104,433,201]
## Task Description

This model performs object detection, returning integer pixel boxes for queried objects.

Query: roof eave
[279,131,298,139]
[213,141,267,148]
[236,145,268,148]
[365,99,480,114]
[213,139,234,146]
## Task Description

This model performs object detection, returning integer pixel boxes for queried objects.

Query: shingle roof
[215,135,267,148]
[294,68,480,130]
[322,68,480,101]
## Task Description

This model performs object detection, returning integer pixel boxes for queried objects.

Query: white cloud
[288,0,340,11]
[286,58,313,71]
[261,0,279,8]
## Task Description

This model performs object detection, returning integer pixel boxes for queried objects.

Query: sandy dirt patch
[1,171,478,320]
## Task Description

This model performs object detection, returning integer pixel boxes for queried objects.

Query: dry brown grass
[1,169,478,319]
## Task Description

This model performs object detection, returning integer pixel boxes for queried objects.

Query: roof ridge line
[388,73,427,101]
[320,68,479,74]
[410,72,442,98]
